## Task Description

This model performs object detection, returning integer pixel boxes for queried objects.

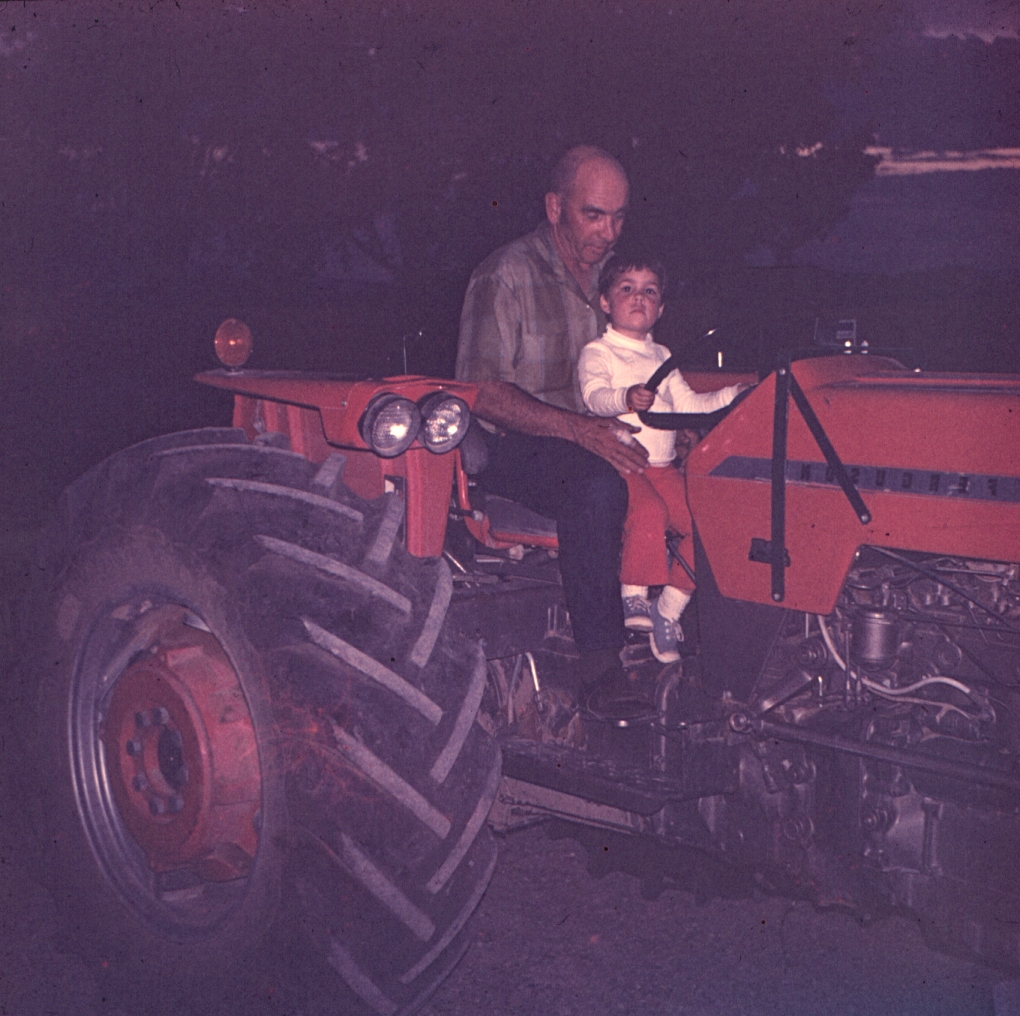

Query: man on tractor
[455,144,650,713]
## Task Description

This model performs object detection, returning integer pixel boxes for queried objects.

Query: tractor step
[500,736,689,816]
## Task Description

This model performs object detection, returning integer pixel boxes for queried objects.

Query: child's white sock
[657,585,692,622]
[621,584,649,600]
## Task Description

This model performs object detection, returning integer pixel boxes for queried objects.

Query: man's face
[599,268,664,339]
[546,159,629,269]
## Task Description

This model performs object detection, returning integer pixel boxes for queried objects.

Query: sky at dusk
[787,1,1019,275]
[918,0,1019,40]
[1,1,1015,280]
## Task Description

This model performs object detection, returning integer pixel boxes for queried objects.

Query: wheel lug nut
[132,774,148,792]
[149,797,167,816]
[153,707,170,726]
[125,739,143,757]
[168,795,185,814]
[135,711,152,729]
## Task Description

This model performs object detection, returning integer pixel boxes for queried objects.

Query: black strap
[787,372,872,526]
[764,360,871,603]
[770,365,790,602]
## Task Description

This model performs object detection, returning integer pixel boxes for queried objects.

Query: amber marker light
[214,318,253,370]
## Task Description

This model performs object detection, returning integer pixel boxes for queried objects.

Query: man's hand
[569,415,648,475]
[625,384,655,412]
[469,380,648,474]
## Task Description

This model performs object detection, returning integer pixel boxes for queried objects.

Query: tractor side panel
[200,370,478,450]
[687,357,1020,614]
[212,374,477,559]
[232,396,333,462]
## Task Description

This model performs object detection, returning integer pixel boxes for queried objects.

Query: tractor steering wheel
[636,353,756,435]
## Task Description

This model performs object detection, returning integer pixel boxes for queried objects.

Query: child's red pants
[621,464,695,592]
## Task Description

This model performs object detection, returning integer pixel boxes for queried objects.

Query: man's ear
[656,302,665,322]
[545,191,561,224]
[599,293,611,315]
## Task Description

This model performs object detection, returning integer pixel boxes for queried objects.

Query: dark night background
[0,0,1017,520]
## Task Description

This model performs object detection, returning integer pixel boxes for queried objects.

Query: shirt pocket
[517,329,571,390]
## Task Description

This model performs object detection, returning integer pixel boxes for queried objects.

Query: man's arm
[457,260,647,474]
[471,380,648,475]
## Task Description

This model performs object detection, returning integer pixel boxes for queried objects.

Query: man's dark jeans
[476,429,628,653]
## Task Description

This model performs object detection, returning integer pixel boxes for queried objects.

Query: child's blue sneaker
[622,594,653,632]
[649,596,683,663]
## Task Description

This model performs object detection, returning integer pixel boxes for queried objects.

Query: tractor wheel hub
[102,612,261,881]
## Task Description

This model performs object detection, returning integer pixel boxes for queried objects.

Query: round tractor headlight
[359,394,421,458]
[417,392,471,454]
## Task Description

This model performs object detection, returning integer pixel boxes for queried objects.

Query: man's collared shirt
[456,221,606,414]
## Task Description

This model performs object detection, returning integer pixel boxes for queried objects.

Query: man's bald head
[545,146,629,280]
[549,145,628,200]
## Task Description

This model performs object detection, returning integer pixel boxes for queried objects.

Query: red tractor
[10,319,1020,1013]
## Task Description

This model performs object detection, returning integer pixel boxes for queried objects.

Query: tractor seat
[457,419,559,549]
[482,495,558,541]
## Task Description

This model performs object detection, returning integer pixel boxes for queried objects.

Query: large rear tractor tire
[11,428,500,1014]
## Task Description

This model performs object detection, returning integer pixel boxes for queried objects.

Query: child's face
[599,268,664,339]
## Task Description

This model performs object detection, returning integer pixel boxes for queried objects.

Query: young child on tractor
[578,254,746,663]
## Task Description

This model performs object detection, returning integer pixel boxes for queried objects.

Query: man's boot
[578,647,656,723]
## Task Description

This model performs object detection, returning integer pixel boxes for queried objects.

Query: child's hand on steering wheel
[625,384,655,413]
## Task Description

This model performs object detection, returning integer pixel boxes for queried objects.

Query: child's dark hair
[598,252,667,298]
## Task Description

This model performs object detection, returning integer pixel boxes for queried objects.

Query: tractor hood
[687,355,1020,614]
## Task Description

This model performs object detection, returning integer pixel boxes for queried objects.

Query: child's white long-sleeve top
[578,325,742,466]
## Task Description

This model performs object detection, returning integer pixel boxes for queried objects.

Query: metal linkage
[770,364,791,601]
[729,711,1020,797]
[787,370,872,526]
[764,359,871,602]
